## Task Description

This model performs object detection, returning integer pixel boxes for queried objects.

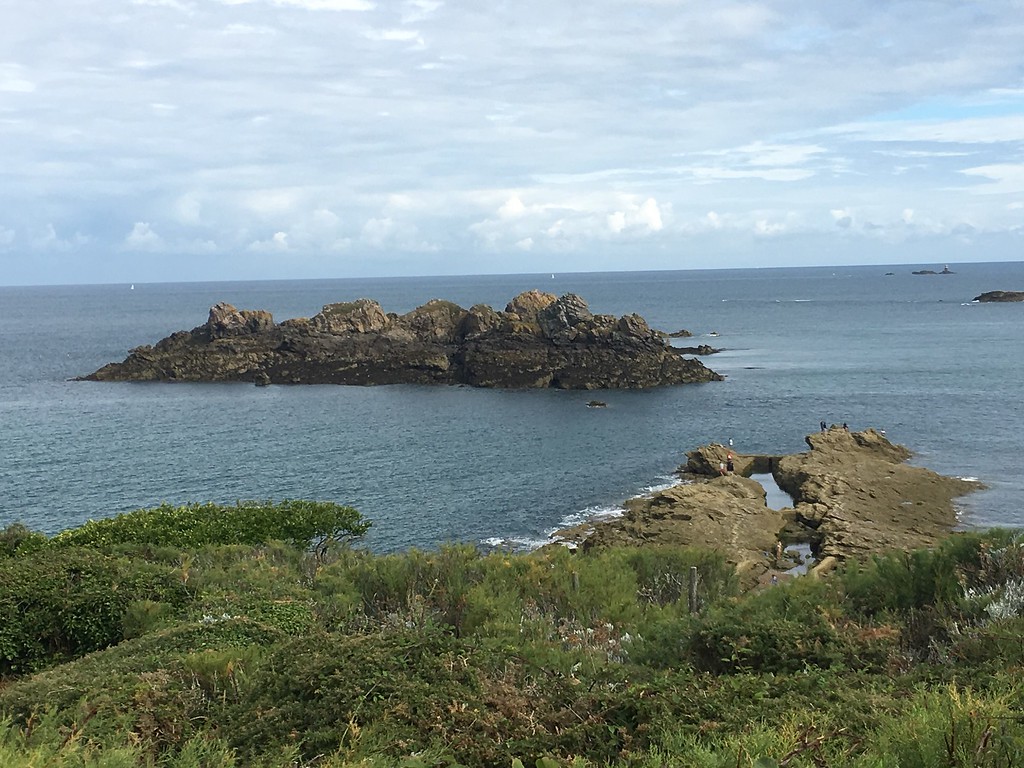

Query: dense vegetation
[1,501,1024,767]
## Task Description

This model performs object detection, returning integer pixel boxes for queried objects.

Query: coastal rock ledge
[973,290,1024,303]
[554,428,980,588]
[81,291,723,389]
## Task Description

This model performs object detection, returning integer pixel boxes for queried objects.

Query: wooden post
[688,566,699,614]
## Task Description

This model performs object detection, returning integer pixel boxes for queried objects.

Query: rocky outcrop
[81,292,723,390]
[559,476,786,586]
[554,428,980,588]
[773,427,977,563]
[973,291,1024,303]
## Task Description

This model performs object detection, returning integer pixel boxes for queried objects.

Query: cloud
[6,0,1024,283]
[248,231,290,252]
[124,222,164,251]
[219,0,374,9]
[0,64,35,93]
[831,208,853,228]
[960,164,1024,194]
[498,196,526,219]
[31,225,88,252]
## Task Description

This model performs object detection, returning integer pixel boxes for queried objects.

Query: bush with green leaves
[0,548,192,676]
[0,524,46,558]
[0,619,284,753]
[46,500,370,553]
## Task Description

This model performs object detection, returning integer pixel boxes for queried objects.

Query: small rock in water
[587,400,607,408]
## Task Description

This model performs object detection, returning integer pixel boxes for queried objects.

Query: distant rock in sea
[973,290,1024,303]
[912,265,955,275]
[80,291,723,390]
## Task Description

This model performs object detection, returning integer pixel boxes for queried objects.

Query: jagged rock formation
[554,428,980,588]
[973,290,1024,303]
[81,291,723,390]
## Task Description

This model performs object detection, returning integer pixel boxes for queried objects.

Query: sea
[2,263,1022,553]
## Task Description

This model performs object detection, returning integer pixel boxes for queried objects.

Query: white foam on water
[553,504,626,531]
[480,535,551,552]
[640,475,686,495]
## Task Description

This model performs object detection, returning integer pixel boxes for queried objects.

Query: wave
[480,535,551,552]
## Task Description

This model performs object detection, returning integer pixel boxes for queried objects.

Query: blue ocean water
[1,263,1022,552]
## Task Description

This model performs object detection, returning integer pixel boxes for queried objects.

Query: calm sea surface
[2,263,1022,551]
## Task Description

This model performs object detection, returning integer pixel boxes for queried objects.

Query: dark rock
[587,400,607,408]
[80,292,724,390]
[676,345,720,355]
[973,290,1024,303]
[666,329,693,338]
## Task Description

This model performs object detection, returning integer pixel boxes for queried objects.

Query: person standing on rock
[719,461,726,476]
[726,455,734,474]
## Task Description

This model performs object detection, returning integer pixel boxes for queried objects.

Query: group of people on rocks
[820,420,849,431]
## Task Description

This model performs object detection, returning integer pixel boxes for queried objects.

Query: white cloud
[248,231,290,251]
[498,196,526,219]
[638,198,663,231]
[690,167,816,183]
[363,29,423,44]
[842,116,1024,145]
[174,195,203,226]
[831,208,853,228]
[31,225,88,252]
[361,217,395,247]
[124,222,164,250]
[0,226,14,248]
[960,164,1024,194]
[0,64,35,93]
[7,0,1024,283]
[220,0,374,9]
[402,0,442,23]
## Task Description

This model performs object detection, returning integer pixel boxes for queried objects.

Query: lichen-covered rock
[394,300,467,343]
[537,293,594,342]
[80,292,723,389]
[505,290,557,320]
[312,299,389,334]
[207,303,274,339]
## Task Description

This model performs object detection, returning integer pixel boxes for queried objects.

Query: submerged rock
[80,291,723,390]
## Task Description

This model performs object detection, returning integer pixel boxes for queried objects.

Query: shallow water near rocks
[2,262,1023,551]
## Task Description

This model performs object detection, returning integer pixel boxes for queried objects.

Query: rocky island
[554,427,979,588]
[973,290,1024,302]
[81,290,722,389]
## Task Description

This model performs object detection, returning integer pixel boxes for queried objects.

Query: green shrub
[225,626,485,762]
[47,500,370,552]
[838,532,1004,618]
[0,619,284,756]
[0,524,46,558]
[683,578,859,674]
[863,683,1024,767]
[0,548,191,676]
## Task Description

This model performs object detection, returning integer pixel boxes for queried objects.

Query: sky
[2,0,1024,285]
